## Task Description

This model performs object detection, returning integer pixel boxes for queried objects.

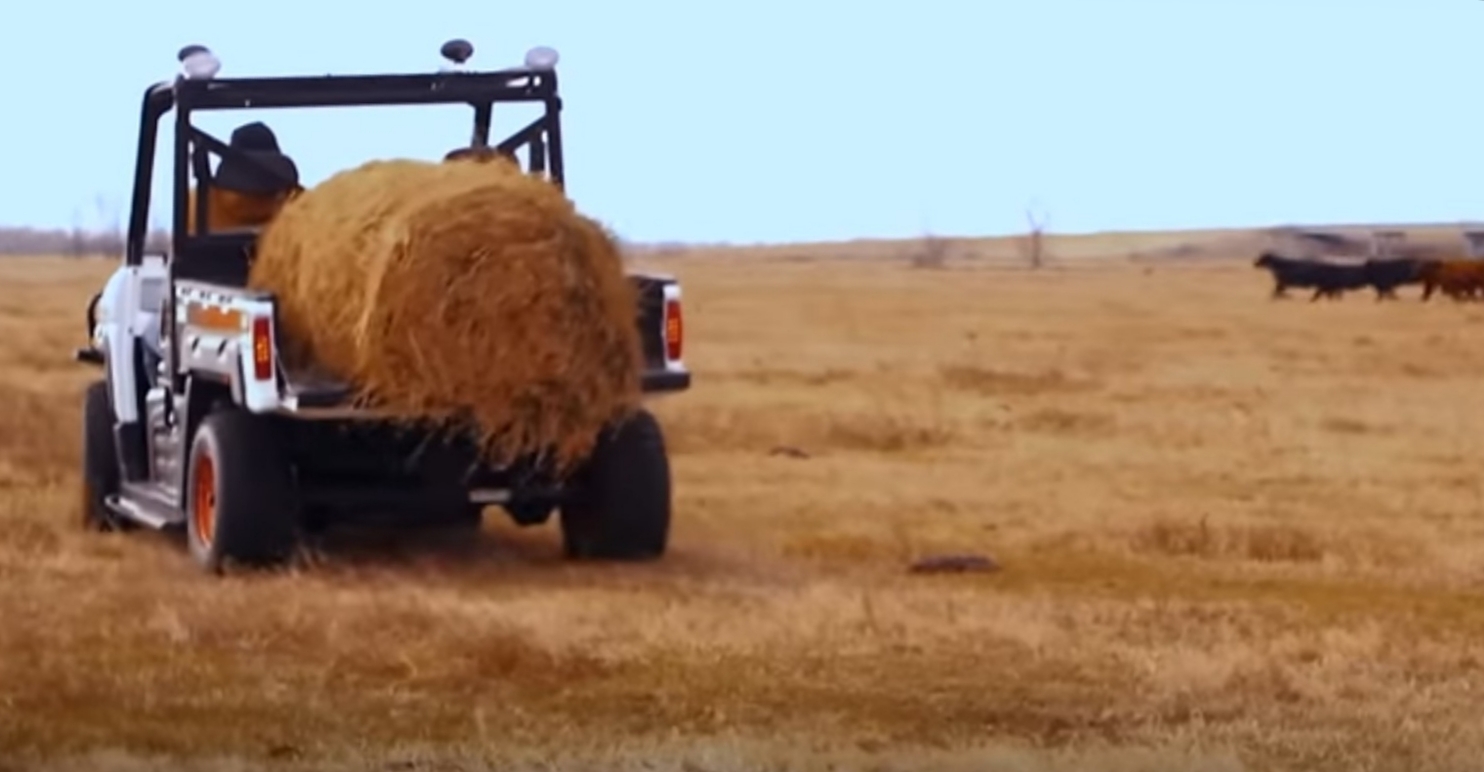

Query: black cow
[1253,252,1369,301]
[1361,257,1426,300]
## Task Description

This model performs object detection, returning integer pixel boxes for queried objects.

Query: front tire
[185,409,299,572]
[558,408,672,561]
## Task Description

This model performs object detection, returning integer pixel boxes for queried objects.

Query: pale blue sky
[0,1,1477,244]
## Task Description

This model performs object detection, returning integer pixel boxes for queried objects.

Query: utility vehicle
[76,40,691,572]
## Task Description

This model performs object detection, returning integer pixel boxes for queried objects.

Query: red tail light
[663,299,683,362]
[251,316,273,381]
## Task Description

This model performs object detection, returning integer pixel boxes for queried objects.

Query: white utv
[77,41,691,573]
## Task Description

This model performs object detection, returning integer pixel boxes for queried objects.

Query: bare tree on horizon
[1021,202,1050,269]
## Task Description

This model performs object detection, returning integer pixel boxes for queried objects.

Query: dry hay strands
[249,157,644,472]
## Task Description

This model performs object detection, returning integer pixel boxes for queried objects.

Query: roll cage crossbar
[123,68,565,268]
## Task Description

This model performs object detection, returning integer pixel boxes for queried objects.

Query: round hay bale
[247,157,644,471]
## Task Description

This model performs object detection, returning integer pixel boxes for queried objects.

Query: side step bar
[105,483,184,529]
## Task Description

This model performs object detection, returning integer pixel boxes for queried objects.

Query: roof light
[439,38,474,73]
[178,44,221,80]
[524,46,559,71]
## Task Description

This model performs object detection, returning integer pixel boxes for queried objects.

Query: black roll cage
[122,67,565,269]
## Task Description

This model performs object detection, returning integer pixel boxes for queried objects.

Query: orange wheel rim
[193,452,216,549]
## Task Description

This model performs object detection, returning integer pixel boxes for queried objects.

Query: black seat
[172,232,258,286]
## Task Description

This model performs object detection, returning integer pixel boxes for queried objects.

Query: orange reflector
[663,299,683,361]
[251,316,272,381]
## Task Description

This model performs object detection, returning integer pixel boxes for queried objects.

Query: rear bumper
[279,368,691,416]
[642,369,691,393]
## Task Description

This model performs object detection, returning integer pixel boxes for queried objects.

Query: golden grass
[4,242,1484,771]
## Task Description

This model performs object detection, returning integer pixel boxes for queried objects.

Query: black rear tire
[81,379,133,532]
[185,409,299,573]
[558,408,671,561]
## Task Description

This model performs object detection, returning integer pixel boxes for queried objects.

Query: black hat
[212,121,300,195]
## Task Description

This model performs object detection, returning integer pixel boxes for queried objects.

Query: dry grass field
[4,234,1484,771]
